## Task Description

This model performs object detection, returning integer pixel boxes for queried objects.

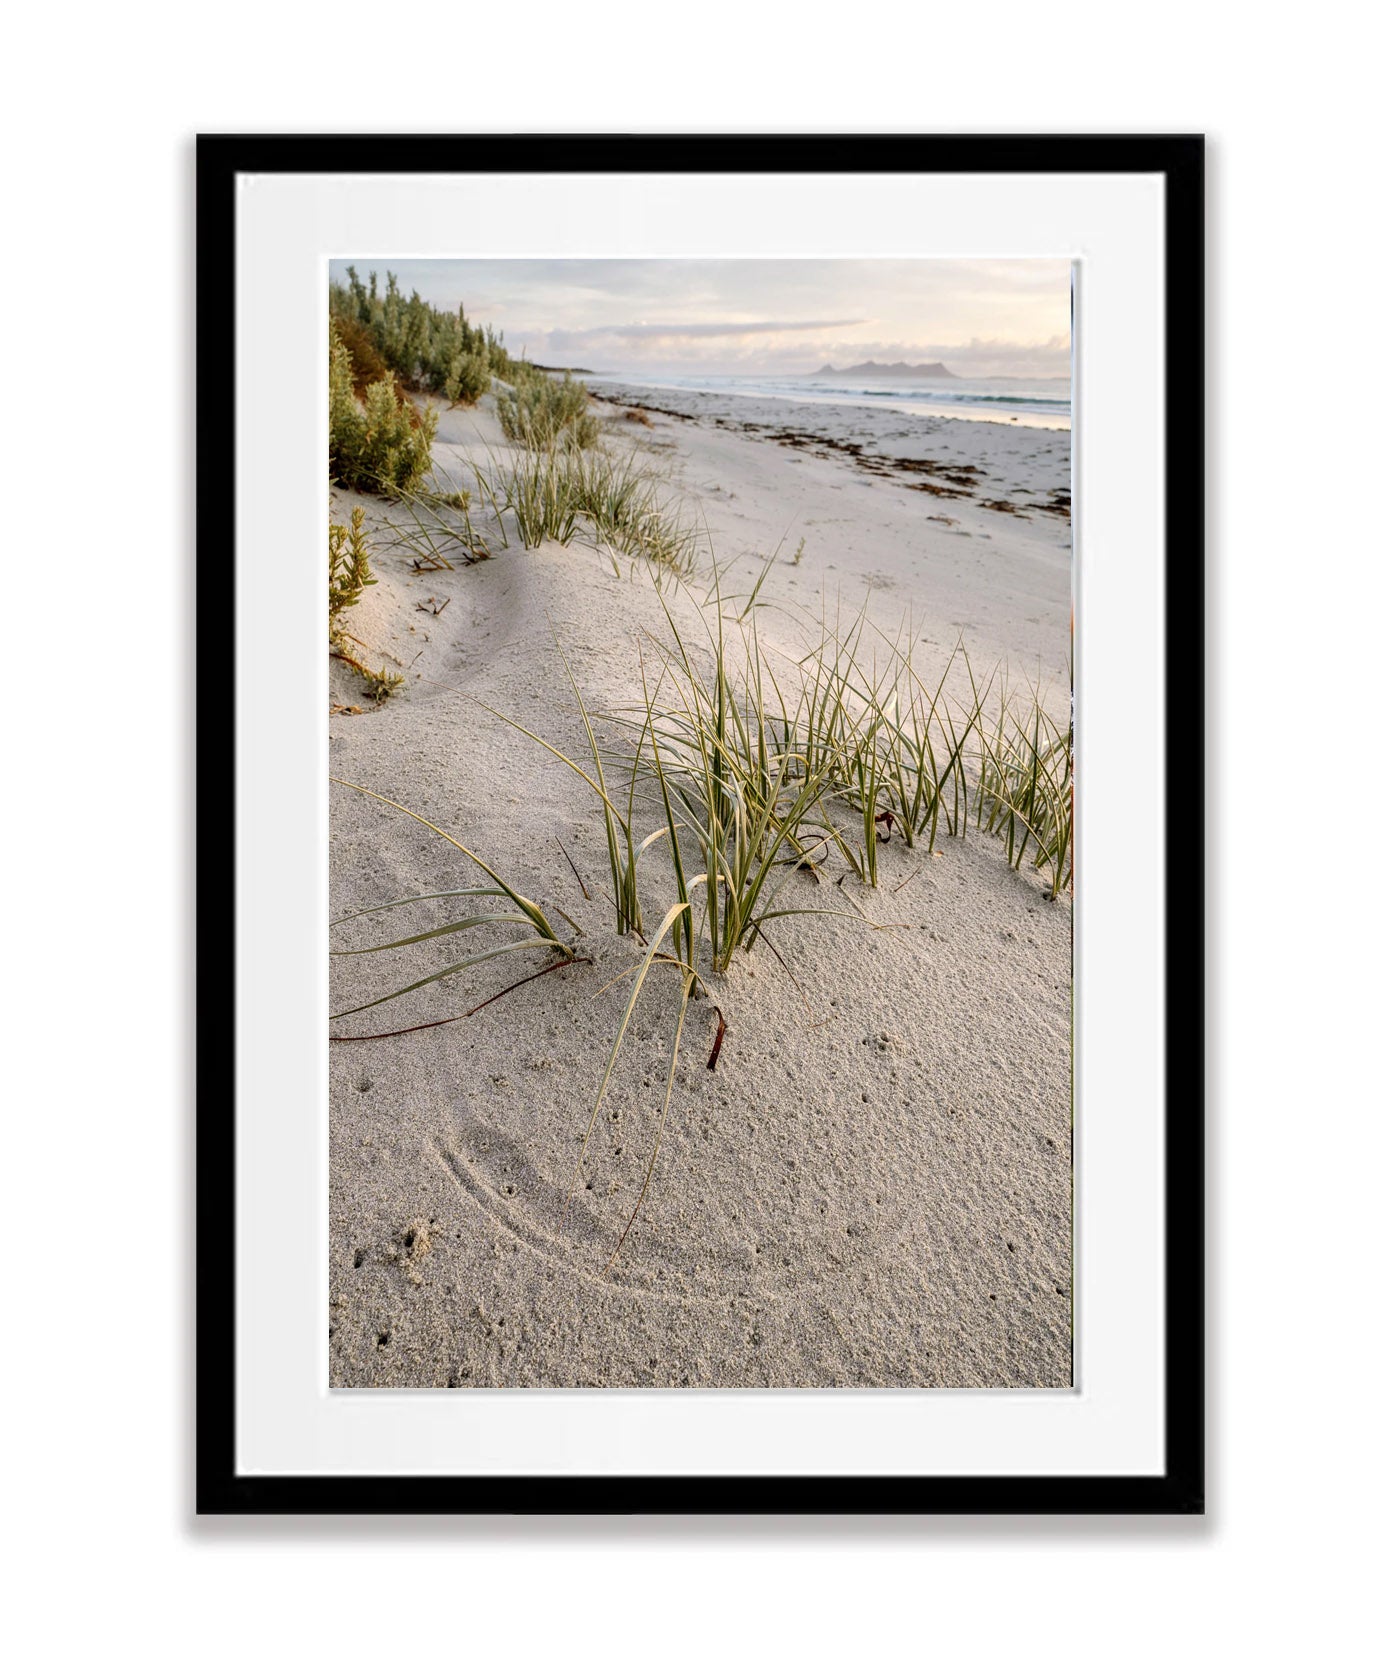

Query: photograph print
[325,256,1074,1390]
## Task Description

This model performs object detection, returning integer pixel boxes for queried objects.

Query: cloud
[604,317,868,340]
[524,325,1070,379]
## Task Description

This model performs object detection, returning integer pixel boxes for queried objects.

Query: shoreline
[586,373,1072,431]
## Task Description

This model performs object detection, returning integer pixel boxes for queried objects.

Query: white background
[6,3,1396,1676]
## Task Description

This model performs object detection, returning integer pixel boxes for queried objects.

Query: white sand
[328,386,1072,1388]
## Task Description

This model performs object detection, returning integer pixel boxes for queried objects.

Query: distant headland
[810,360,959,381]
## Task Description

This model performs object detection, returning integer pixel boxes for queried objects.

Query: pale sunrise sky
[329,258,1070,379]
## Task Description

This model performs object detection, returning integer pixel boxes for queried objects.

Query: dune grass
[496,442,697,575]
[497,444,582,548]
[382,475,496,570]
[328,780,576,1020]
[570,447,698,574]
[781,616,992,886]
[975,680,1074,899]
[497,365,599,449]
[624,590,856,974]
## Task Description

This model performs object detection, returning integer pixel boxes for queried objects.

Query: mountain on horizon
[811,359,959,381]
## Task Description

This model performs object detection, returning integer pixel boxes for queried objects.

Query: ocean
[587,371,1071,430]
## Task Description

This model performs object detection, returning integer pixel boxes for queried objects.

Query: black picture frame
[196,133,1204,1517]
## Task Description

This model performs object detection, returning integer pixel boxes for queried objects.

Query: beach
[328,382,1073,1388]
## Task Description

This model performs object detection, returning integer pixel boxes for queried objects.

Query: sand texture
[328,388,1072,1388]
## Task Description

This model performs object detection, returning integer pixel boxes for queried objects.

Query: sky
[329,258,1070,380]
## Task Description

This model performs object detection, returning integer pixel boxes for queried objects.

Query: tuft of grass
[646,606,840,972]
[974,680,1073,899]
[786,605,1071,897]
[888,636,987,849]
[569,447,697,574]
[497,366,599,450]
[383,478,492,571]
[496,444,582,549]
[818,624,988,881]
[495,443,695,574]
[770,603,1010,889]
[603,586,881,975]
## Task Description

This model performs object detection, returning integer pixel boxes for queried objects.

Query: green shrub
[329,312,410,406]
[443,349,492,406]
[329,504,375,626]
[330,268,507,397]
[329,329,437,496]
[328,507,403,702]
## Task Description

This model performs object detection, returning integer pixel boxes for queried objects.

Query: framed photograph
[197,133,1203,1515]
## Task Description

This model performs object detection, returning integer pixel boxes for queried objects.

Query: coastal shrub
[329,331,437,496]
[330,313,413,407]
[329,504,375,626]
[442,349,492,406]
[328,270,596,424]
[331,267,509,393]
[328,507,403,702]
